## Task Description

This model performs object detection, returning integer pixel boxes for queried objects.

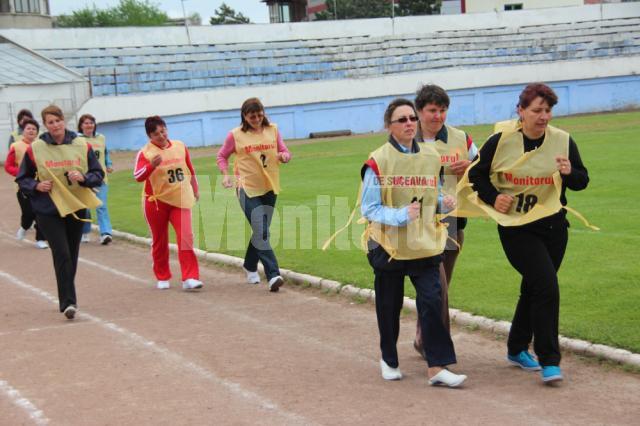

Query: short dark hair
[41,105,64,123]
[414,84,450,111]
[384,98,417,127]
[240,97,270,132]
[518,83,558,109]
[77,114,97,135]
[17,109,33,123]
[145,115,166,136]
[21,118,39,132]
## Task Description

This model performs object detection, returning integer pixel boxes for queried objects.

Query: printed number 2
[260,154,267,168]
[167,168,184,183]
[515,193,538,213]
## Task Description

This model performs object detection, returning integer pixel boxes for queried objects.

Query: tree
[315,0,390,20]
[56,0,169,27]
[396,0,441,16]
[209,3,250,25]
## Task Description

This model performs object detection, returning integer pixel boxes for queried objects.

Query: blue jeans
[238,189,280,280]
[82,183,112,235]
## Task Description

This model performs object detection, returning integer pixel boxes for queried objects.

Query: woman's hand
[494,194,514,213]
[222,174,234,188]
[407,201,421,221]
[151,154,162,168]
[443,195,456,210]
[556,155,572,175]
[278,152,291,163]
[106,166,114,173]
[36,181,52,192]
[68,170,85,183]
[449,159,471,177]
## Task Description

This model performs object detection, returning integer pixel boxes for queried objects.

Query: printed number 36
[167,168,184,183]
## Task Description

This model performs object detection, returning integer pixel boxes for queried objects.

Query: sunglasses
[391,116,419,124]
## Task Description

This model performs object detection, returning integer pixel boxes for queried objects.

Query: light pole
[181,0,192,45]
[333,0,337,20]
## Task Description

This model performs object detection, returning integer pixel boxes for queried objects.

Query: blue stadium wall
[99,74,640,150]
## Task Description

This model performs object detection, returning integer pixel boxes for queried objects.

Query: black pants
[369,245,456,368]
[238,189,280,280]
[17,191,45,241]
[36,211,86,312]
[498,222,568,366]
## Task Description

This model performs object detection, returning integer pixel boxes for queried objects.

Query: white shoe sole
[507,357,542,371]
[268,277,284,292]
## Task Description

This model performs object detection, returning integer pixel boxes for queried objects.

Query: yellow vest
[141,140,195,209]
[31,138,102,218]
[232,124,281,198]
[79,134,107,183]
[10,140,29,190]
[434,125,468,176]
[494,119,521,134]
[455,127,569,226]
[365,143,448,260]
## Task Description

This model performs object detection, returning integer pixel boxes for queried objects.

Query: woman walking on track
[77,114,114,245]
[5,118,48,249]
[16,105,104,319]
[361,98,466,387]
[134,115,202,291]
[461,83,591,383]
[216,97,291,292]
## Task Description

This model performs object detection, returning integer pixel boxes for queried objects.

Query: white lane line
[77,257,148,284]
[0,378,49,425]
[0,270,311,425]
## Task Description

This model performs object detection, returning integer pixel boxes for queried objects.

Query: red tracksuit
[133,141,199,281]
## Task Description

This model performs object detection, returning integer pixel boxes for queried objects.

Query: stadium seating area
[36,16,640,97]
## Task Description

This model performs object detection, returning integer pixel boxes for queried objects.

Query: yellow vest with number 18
[232,124,281,198]
[365,142,447,260]
[79,134,108,184]
[31,138,102,218]
[141,140,195,209]
[454,127,568,226]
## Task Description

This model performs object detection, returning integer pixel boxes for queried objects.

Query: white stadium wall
[1,2,639,149]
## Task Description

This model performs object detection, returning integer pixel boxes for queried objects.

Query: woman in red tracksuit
[133,115,202,291]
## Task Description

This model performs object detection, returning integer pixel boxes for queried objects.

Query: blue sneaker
[507,351,542,371]
[541,366,563,383]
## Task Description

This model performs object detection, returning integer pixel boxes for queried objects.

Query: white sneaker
[81,234,90,243]
[35,240,49,249]
[268,276,284,292]
[380,359,403,381]
[182,278,203,290]
[428,369,467,388]
[63,305,77,319]
[16,227,26,240]
[100,234,112,245]
[243,267,260,284]
[156,280,170,290]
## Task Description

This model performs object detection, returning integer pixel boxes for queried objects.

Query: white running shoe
[380,359,403,380]
[156,280,170,290]
[243,267,260,284]
[63,305,77,320]
[35,240,49,249]
[81,234,90,243]
[268,276,284,292]
[16,227,26,240]
[428,369,467,388]
[100,234,113,245]
[182,278,203,290]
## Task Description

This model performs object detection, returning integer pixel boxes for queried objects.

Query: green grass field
[107,111,640,353]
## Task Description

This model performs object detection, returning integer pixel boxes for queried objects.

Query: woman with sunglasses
[216,97,291,292]
[360,98,467,387]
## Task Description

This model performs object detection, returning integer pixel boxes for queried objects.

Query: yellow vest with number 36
[141,140,195,209]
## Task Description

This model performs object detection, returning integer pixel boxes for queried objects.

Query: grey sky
[49,0,270,24]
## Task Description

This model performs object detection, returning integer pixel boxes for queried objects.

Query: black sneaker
[100,234,112,245]
[268,276,284,292]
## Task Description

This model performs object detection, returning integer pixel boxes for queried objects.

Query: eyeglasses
[391,116,419,124]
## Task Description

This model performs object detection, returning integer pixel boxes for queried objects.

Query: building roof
[0,35,85,86]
